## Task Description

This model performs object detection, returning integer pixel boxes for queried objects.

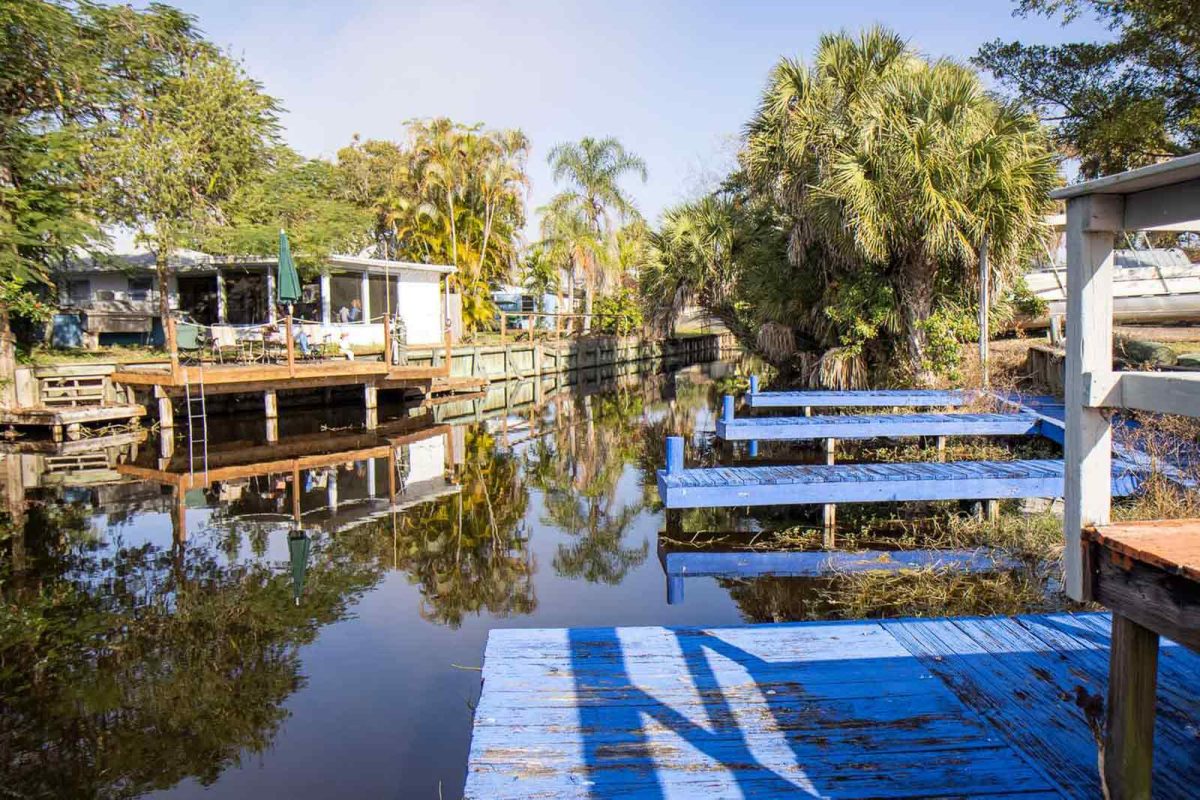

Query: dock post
[804,406,812,417]
[1105,613,1158,800]
[667,576,685,605]
[721,395,734,424]
[264,389,278,443]
[823,437,837,545]
[154,387,175,459]
[749,375,759,395]
[666,436,684,476]
[936,435,947,462]
[984,499,1000,521]
[364,384,378,430]
[748,440,758,458]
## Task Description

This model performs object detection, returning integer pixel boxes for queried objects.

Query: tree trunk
[583,281,594,335]
[157,251,171,329]
[896,264,935,386]
[0,304,17,411]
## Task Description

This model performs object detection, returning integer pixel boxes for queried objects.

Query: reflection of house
[57,249,458,348]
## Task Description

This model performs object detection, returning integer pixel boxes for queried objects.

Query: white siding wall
[396,269,442,344]
[404,436,446,486]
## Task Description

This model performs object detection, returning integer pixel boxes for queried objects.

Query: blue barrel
[51,313,84,348]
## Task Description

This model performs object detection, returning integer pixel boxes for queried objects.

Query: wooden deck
[657,458,1142,509]
[464,613,1200,798]
[657,546,1020,604]
[746,388,974,409]
[717,411,1040,441]
[110,359,459,395]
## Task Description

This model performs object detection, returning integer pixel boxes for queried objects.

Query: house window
[128,277,152,302]
[329,273,364,323]
[67,279,91,305]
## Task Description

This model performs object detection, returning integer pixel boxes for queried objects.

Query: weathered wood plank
[716,411,1039,441]
[746,387,974,409]
[657,458,1142,509]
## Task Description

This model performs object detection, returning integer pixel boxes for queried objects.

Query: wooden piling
[364,384,378,430]
[1104,613,1159,800]
[264,389,278,443]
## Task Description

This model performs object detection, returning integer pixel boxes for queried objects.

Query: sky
[171,0,1112,237]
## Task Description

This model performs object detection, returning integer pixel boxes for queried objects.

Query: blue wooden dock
[658,547,1021,603]
[464,613,1200,798]
[746,384,973,410]
[658,450,1142,509]
[717,410,1041,441]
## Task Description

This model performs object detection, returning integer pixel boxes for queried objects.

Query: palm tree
[545,137,647,330]
[538,194,603,332]
[744,27,1056,385]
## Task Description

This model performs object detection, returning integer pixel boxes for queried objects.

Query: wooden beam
[1064,194,1116,602]
[1122,177,1200,232]
[1086,371,1200,418]
[1104,613,1159,800]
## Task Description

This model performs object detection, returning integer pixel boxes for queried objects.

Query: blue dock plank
[659,548,1020,579]
[464,613,1200,798]
[657,458,1141,509]
[747,388,973,409]
[717,411,1039,441]
[658,547,1023,603]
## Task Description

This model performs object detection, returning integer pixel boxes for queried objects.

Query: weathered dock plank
[746,387,973,409]
[657,456,1142,509]
[717,411,1039,441]
[464,613,1200,798]
[657,547,1021,603]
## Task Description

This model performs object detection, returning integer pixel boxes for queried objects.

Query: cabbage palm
[745,27,1056,384]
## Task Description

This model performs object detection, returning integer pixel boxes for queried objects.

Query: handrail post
[749,375,759,395]
[665,436,684,475]
[384,314,393,369]
[285,314,296,376]
[721,394,734,424]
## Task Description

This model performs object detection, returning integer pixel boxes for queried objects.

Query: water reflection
[0,356,1069,798]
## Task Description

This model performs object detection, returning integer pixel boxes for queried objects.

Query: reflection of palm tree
[527,390,651,584]
[360,429,536,629]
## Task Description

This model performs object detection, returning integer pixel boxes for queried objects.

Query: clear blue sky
[173,0,1110,235]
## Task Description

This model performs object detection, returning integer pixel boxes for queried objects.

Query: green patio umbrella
[288,529,311,606]
[277,229,302,313]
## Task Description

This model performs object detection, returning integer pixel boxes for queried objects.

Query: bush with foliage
[593,289,644,336]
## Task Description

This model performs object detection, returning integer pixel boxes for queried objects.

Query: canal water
[0,359,1066,799]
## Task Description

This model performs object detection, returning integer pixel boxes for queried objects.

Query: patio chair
[175,321,208,365]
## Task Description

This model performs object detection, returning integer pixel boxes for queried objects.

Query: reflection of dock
[656,536,1020,604]
[117,418,460,538]
[465,614,1200,797]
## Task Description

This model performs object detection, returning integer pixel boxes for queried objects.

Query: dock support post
[264,389,278,443]
[823,437,837,546]
[364,384,378,430]
[984,499,1000,521]
[155,387,175,459]
[667,576,685,605]
[936,435,947,462]
[803,405,811,417]
[748,440,758,458]
[749,375,759,395]
[1105,613,1158,800]
[666,437,683,476]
